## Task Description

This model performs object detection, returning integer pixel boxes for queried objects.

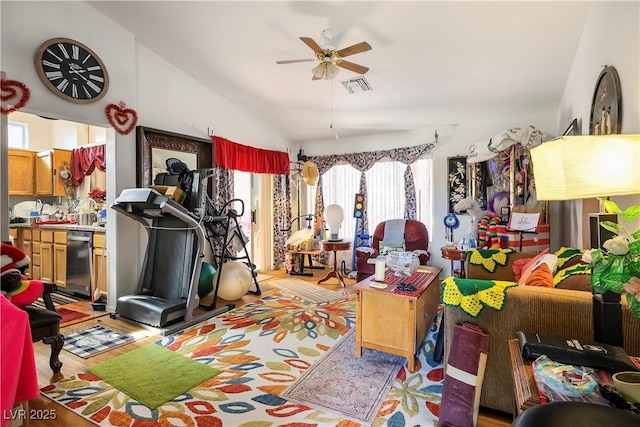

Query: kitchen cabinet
[40,230,55,282]
[8,149,35,196]
[35,148,72,196]
[38,230,67,287]
[92,232,107,297]
[53,231,68,288]
[30,229,41,280]
[22,229,33,277]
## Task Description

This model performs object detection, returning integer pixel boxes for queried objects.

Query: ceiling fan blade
[300,37,324,54]
[336,41,372,58]
[276,58,316,64]
[337,60,369,75]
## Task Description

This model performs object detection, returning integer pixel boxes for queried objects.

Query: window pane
[411,158,434,239]
[322,164,360,241]
[365,161,406,230]
[8,122,28,148]
[314,157,434,252]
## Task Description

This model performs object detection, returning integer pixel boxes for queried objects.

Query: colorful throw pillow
[553,263,592,291]
[517,249,550,286]
[524,263,554,287]
[2,274,44,307]
[513,258,530,281]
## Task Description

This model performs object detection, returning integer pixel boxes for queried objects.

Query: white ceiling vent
[340,76,372,94]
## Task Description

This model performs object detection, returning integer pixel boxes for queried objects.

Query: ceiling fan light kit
[277,31,372,81]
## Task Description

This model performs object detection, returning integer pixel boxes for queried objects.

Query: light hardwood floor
[26,268,512,427]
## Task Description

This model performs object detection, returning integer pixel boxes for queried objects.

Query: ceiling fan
[276,29,372,80]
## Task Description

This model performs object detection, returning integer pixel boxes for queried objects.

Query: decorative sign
[508,212,541,233]
[447,156,468,213]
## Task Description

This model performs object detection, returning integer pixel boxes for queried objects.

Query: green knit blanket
[441,277,518,317]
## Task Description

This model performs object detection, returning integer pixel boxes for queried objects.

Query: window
[312,157,434,242]
[321,164,360,241]
[8,122,28,148]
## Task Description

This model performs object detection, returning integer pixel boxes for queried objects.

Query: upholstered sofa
[443,249,640,415]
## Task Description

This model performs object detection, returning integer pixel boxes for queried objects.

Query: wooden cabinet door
[92,248,107,296]
[22,232,33,277]
[54,244,67,288]
[40,242,54,282]
[35,150,53,196]
[8,149,35,195]
[53,231,68,288]
[93,233,107,296]
[53,149,72,196]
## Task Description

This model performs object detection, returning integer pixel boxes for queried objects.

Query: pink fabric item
[440,323,490,427]
[71,144,106,186]
[1,295,39,427]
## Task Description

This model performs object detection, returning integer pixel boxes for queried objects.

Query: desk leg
[318,250,346,287]
[290,253,313,277]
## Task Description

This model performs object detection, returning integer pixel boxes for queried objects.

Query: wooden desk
[354,267,442,372]
[318,240,351,287]
[508,338,541,416]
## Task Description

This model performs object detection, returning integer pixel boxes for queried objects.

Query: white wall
[1,1,290,308]
[557,1,640,249]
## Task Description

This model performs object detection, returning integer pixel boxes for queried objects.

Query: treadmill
[111,169,233,335]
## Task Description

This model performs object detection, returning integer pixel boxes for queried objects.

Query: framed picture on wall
[447,156,468,213]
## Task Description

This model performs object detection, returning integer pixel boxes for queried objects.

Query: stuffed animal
[453,197,485,239]
[1,243,43,307]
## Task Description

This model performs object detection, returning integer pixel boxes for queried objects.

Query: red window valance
[213,136,290,175]
[71,144,106,187]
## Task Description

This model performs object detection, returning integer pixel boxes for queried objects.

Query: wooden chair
[22,281,64,374]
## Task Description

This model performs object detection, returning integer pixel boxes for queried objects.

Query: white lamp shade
[530,134,640,201]
[324,204,344,240]
[312,63,325,79]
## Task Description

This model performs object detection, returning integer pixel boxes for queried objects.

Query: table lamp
[324,204,344,241]
[530,134,640,346]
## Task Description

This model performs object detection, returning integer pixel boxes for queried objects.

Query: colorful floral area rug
[41,291,443,426]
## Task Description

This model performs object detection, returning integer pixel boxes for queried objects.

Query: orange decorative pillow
[517,249,550,286]
[524,263,554,287]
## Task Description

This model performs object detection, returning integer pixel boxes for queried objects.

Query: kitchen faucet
[76,198,98,213]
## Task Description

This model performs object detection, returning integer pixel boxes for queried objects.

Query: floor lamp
[530,134,640,346]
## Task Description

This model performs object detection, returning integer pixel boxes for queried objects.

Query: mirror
[136,126,213,188]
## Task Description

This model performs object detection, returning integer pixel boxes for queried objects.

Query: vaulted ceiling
[88,1,591,144]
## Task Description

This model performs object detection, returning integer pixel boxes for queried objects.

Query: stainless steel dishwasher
[65,230,93,298]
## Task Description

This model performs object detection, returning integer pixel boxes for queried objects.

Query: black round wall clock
[589,65,621,135]
[34,37,109,104]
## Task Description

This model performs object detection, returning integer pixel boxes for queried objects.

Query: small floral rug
[41,291,444,426]
[283,328,405,425]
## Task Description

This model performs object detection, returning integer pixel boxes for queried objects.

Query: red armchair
[355,219,430,282]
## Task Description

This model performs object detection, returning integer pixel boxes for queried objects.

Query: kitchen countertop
[10,223,106,233]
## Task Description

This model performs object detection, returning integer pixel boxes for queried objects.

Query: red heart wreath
[105,102,138,135]
[1,77,30,115]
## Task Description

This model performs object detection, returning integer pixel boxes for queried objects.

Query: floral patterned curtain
[308,142,435,246]
[273,174,292,268]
